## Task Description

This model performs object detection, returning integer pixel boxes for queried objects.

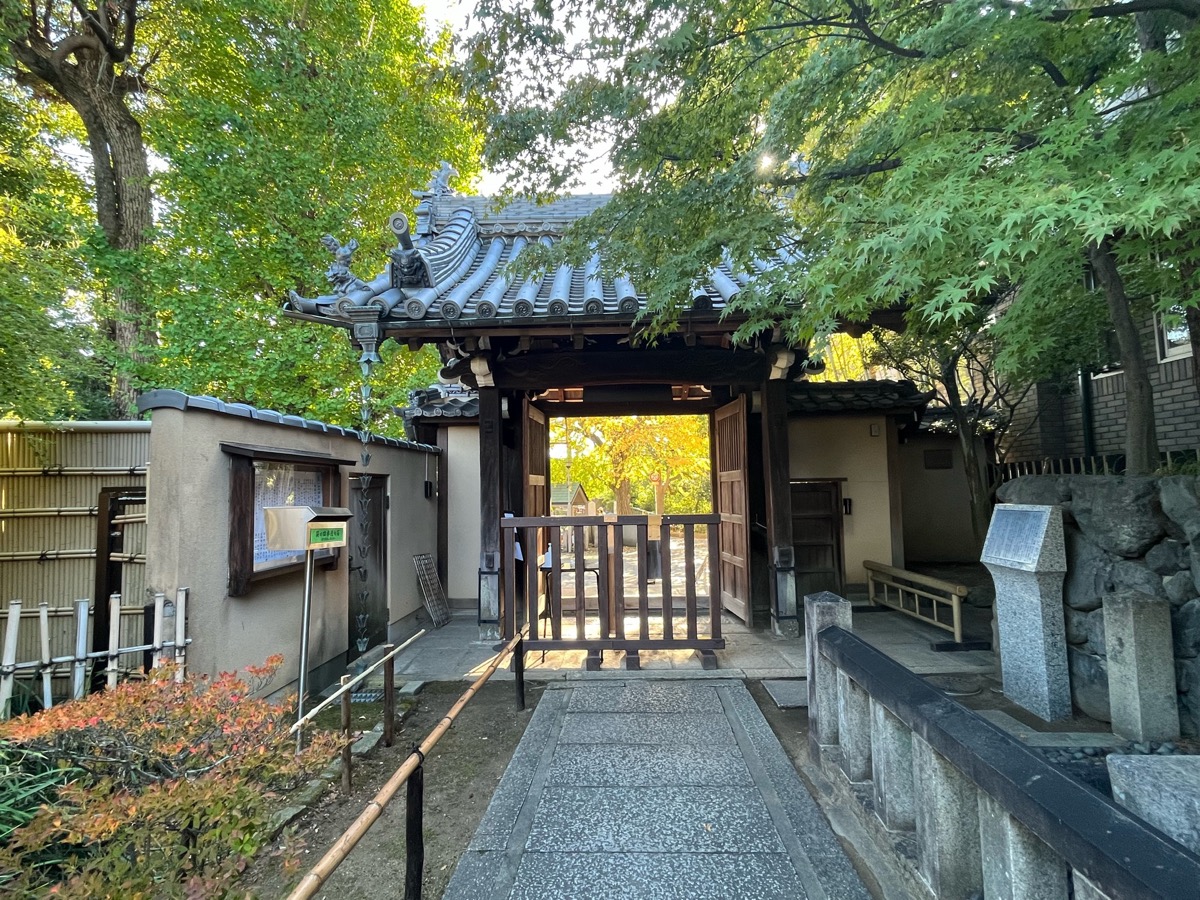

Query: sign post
[265,506,353,748]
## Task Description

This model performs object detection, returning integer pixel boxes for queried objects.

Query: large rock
[996,476,1069,507]
[1086,608,1107,656]
[1068,646,1111,722]
[1070,477,1166,557]
[1160,476,1200,543]
[1146,539,1189,575]
[1065,606,1091,645]
[1110,560,1168,599]
[1179,657,1200,738]
[1174,598,1200,659]
[1193,543,1200,596]
[1064,529,1116,611]
[1166,570,1199,607]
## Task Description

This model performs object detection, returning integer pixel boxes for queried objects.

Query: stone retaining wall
[996,476,1200,736]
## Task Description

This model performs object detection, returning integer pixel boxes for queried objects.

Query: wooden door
[714,396,751,624]
[523,399,549,517]
[348,475,388,662]
[791,481,844,597]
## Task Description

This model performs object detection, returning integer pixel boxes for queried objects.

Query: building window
[1157,306,1191,362]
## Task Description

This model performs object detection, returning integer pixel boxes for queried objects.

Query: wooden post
[0,599,22,718]
[38,601,51,710]
[151,591,166,668]
[174,588,187,682]
[478,387,503,640]
[72,598,89,700]
[383,645,395,747]
[340,675,352,795]
[105,593,121,690]
[514,636,525,711]
[761,378,798,636]
[404,760,425,900]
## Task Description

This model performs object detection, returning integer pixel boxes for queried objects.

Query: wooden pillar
[478,387,503,640]
[761,378,798,637]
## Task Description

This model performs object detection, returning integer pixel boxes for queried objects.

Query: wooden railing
[863,560,969,645]
[500,514,724,669]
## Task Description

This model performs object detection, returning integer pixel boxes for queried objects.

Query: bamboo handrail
[863,560,968,597]
[286,628,527,900]
[289,629,426,734]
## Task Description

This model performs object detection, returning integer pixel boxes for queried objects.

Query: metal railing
[863,560,969,645]
[286,628,528,900]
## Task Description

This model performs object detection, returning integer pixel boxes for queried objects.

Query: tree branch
[51,32,104,67]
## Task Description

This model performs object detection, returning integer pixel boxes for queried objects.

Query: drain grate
[350,689,384,703]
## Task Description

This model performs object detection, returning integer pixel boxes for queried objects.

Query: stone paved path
[443,679,870,900]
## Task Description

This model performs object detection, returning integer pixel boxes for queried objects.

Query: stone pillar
[913,734,983,899]
[804,591,853,757]
[1072,871,1115,900]
[982,504,1071,721]
[1103,590,1180,742]
[871,699,915,831]
[978,792,1068,900]
[837,670,872,782]
[1108,755,1200,854]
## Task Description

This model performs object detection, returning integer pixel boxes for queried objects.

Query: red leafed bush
[0,656,336,898]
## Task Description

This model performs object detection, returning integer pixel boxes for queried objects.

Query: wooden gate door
[523,400,549,518]
[348,474,388,662]
[791,481,844,597]
[714,396,751,624]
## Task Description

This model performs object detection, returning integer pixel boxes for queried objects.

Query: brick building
[1001,313,1197,465]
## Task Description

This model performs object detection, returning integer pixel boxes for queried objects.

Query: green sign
[309,526,345,545]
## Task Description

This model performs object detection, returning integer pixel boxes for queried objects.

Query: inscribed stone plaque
[982,506,1054,572]
[982,504,1070,721]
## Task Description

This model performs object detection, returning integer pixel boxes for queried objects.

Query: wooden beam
[478,388,503,634]
[761,378,798,630]
[447,349,770,389]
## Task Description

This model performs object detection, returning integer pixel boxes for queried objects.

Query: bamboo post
[38,601,51,710]
[383,645,395,748]
[174,588,187,682]
[72,599,89,700]
[0,599,22,719]
[151,591,165,668]
[404,761,425,900]
[105,593,121,690]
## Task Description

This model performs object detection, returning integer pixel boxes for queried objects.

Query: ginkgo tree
[468,0,1200,473]
[550,416,712,514]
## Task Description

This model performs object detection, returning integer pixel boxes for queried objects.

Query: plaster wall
[144,408,438,692]
[899,433,984,562]
[789,415,895,584]
[445,426,482,604]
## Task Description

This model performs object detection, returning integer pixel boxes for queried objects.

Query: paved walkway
[443,679,870,900]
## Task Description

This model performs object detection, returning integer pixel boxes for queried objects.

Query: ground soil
[240,680,543,900]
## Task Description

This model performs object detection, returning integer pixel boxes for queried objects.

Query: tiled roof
[286,190,799,327]
[786,381,933,414]
[401,384,480,422]
[551,482,587,505]
[137,389,438,452]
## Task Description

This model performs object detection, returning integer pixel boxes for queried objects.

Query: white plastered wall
[788,415,897,584]
[445,426,482,604]
[144,407,438,690]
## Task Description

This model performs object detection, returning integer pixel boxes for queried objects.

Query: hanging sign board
[307,521,348,550]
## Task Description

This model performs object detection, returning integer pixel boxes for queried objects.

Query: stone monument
[982,504,1071,721]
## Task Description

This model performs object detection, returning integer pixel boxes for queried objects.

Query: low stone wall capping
[804,593,1200,899]
[996,475,1200,736]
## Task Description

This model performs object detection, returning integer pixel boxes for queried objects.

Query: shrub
[0,656,336,898]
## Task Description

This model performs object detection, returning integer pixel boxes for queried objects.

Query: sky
[421,0,616,195]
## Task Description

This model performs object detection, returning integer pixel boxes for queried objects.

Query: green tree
[550,416,712,514]
[468,0,1200,473]
[3,1,477,427]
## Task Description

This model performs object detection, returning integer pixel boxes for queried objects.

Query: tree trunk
[615,480,633,515]
[11,34,154,417]
[1087,238,1160,474]
[957,427,994,551]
